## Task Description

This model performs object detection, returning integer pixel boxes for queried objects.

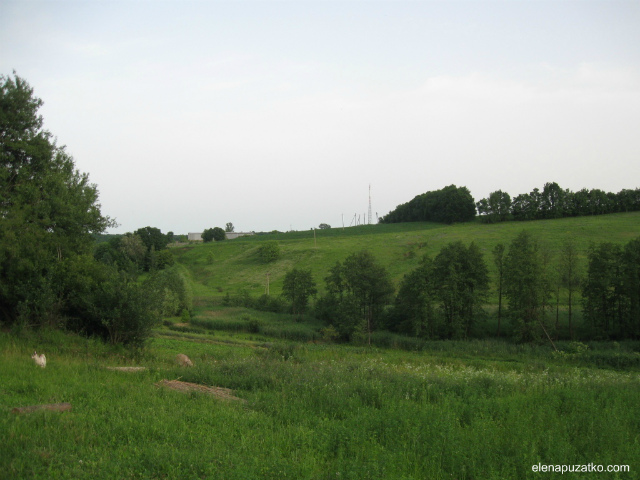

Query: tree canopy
[380,185,476,224]
[0,73,113,323]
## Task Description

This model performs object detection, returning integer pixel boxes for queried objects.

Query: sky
[1,0,639,234]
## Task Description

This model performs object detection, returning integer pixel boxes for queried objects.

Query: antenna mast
[368,184,372,225]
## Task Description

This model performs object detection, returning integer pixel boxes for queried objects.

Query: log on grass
[12,402,72,414]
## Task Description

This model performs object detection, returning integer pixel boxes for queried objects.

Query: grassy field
[173,212,640,301]
[2,324,639,479]
[3,214,639,478]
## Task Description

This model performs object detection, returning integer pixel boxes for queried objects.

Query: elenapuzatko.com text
[532,463,629,474]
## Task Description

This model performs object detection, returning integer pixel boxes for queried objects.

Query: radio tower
[368,184,372,225]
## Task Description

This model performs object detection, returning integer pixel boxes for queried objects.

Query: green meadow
[2,325,639,479]
[3,213,640,479]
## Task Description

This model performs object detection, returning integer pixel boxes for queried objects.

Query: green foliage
[432,241,489,338]
[258,240,280,262]
[478,181,640,222]
[201,228,215,243]
[212,227,226,241]
[391,242,489,340]
[380,184,476,224]
[0,73,112,325]
[134,226,169,251]
[504,231,549,342]
[476,189,512,223]
[58,256,161,345]
[583,237,640,339]
[390,255,438,338]
[225,222,234,233]
[320,250,394,342]
[202,227,225,242]
[147,266,193,317]
[282,268,317,318]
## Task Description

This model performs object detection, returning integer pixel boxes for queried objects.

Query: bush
[147,267,193,317]
[259,241,281,263]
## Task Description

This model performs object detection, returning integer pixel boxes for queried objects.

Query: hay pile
[106,366,147,372]
[155,379,245,403]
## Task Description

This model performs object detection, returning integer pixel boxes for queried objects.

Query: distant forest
[380,183,640,225]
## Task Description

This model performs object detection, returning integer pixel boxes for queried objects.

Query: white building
[187,232,254,241]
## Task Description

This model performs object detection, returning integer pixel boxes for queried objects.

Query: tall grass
[2,329,639,479]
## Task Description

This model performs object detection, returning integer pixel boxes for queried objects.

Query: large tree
[503,231,550,341]
[282,268,317,319]
[323,250,394,343]
[0,73,112,324]
[391,255,438,338]
[431,241,489,339]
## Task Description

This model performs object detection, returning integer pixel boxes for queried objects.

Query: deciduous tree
[282,268,317,319]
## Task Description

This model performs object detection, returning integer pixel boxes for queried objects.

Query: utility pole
[368,184,372,225]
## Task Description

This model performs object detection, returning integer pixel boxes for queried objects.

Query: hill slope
[172,212,640,302]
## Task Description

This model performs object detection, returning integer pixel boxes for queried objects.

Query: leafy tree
[391,255,438,338]
[621,237,640,338]
[503,231,549,341]
[477,190,512,223]
[59,255,161,345]
[492,243,506,337]
[583,242,624,338]
[282,268,317,319]
[146,266,193,317]
[431,241,489,339]
[119,234,146,267]
[323,250,394,343]
[259,241,280,262]
[225,222,234,233]
[134,226,168,252]
[559,239,581,338]
[0,73,112,324]
[202,228,215,243]
[318,223,331,230]
[540,182,567,219]
[380,185,476,224]
[212,227,226,241]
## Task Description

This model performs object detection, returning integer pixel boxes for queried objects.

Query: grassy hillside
[173,212,640,302]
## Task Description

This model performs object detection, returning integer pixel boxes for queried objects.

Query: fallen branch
[12,403,72,414]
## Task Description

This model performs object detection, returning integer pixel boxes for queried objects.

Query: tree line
[476,182,640,223]
[380,182,640,227]
[275,233,640,343]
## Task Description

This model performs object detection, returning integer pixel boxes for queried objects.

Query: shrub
[259,241,281,263]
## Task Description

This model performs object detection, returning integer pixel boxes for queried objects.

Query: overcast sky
[2,1,639,234]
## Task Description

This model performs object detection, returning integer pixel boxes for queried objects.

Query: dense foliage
[379,184,476,224]
[389,241,489,339]
[0,73,172,346]
[477,181,640,223]
[258,240,281,262]
[282,268,317,318]
[583,238,640,340]
[317,250,394,342]
[0,73,111,325]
